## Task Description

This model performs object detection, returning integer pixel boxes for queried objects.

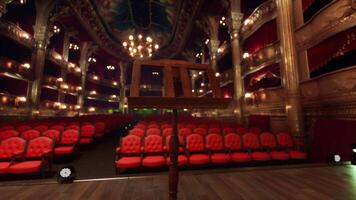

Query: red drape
[308,26,356,73]
[243,19,278,55]
[311,119,356,162]
[244,63,280,92]
[302,0,316,10]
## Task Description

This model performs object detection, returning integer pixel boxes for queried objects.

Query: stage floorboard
[0,164,355,200]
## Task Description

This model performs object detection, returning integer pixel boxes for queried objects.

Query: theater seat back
[208,128,221,135]
[165,135,184,152]
[66,125,80,130]
[0,137,26,159]
[0,130,19,140]
[17,125,32,133]
[129,128,145,137]
[25,137,54,158]
[223,127,235,135]
[60,130,80,145]
[42,130,61,143]
[81,124,95,137]
[178,128,192,137]
[250,127,262,135]
[146,128,161,136]
[144,135,163,153]
[186,134,205,152]
[163,128,172,136]
[276,133,294,148]
[34,125,48,133]
[50,125,65,132]
[206,134,224,151]
[224,133,242,150]
[21,130,40,140]
[237,127,248,135]
[243,133,260,150]
[260,132,277,148]
[120,135,142,154]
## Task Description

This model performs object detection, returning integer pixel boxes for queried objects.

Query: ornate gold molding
[241,0,277,41]
[0,18,33,48]
[243,42,280,76]
[295,0,356,51]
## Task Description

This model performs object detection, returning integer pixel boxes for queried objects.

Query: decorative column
[229,0,244,124]
[77,42,90,114]
[207,16,220,72]
[293,0,309,81]
[0,0,14,17]
[30,0,57,116]
[119,62,127,114]
[276,0,304,137]
[58,30,71,103]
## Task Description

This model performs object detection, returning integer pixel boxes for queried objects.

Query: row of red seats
[134,121,241,131]
[128,126,261,138]
[115,132,307,173]
[0,137,54,177]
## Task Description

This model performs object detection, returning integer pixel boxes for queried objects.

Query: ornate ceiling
[94,0,179,47]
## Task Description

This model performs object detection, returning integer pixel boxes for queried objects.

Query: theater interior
[0,0,355,199]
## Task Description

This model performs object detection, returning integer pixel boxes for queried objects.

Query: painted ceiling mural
[94,0,179,47]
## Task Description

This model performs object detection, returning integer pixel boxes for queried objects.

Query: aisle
[53,129,124,179]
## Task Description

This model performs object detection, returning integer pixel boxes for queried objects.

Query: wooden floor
[1,164,355,200]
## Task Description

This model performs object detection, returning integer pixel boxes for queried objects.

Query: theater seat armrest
[140,147,144,151]
[116,147,121,153]
[43,150,53,156]
[163,146,167,151]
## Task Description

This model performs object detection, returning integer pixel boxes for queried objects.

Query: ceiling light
[138,34,143,39]
[215,72,220,77]
[154,44,159,49]
[129,35,134,40]
[243,52,250,59]
[201,82,205,87]
[199,71,203,75]
[122,42,127,47]
[113,81,118,86]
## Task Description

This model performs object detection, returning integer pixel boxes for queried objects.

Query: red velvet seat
[208,128,221,135]
[259,132,289,160]
[179,128,192,137]
[42,130,61,143]
[21,130,40,140]
[142,135,165,167]
[34,125,48,133]
[243,133,270,161]
[165,135,187,165]
[16,125,32,133]
[163,128,172,136]
[146,128,161,136]
[8,137,54,176]
[237,127,248,135]
[250,127,262,135]
[186,134,209,165]
[185,123,196,130]
[161,124,171,130]
[277,133,307,160]
[224,133,251,162]
[54,129,79,156]
[0,137,26,174]
[50,125,65,132]
[222,127,235,135]
[198,124,209,129]
[66,125,80,130]
[0,125,14,132]
[94,122,106,138]
[206,134,230,163]
[0,130,19,140]
[115,135,142,171]
[134,123,146,130]
[166,155,188,166]
[147,124,159,129]
[129,128,145,137]
[79,124,95,145]
[193,128,207,136]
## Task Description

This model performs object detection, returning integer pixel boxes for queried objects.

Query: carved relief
[295,0,356,51]
[241,0,277,41]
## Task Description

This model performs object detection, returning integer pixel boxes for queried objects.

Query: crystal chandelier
[122,34,159,59]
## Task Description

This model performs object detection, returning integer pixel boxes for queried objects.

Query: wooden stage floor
[0,164,355,200]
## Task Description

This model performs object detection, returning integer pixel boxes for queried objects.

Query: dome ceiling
[94,0,182,54]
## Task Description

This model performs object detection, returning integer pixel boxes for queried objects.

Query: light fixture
[199,89,203,93]
[75,105,81,110]
[123,104,128,108]
[352,144,356,165]
[69,43,79,50]
[215,72,220,77]
[152,72,159,75]
[88,57,96,63]
[88,107,96,112]
[205,39,209,45]
[220,17,227,26]
[19,32,30,40]
[53,25,60,34]
[243,52,250,59]
[332,154,341,164]
[107,65,115,71]
[90,91,97,95]
[20,63,30,69]
[245,92,253,98]
[76,86,82,91]
[110,95,117,99]
[199,71,203,75]
[123,34,159,58]
[113,81,118,86]
[15,96,26,103]
[244,19,252,26]
[68,63,75,69]
[183,109,188,111]
[57,165,76,184]
[192,74,197,78]
[93,75,99,80]
[201,82,205,87]
[192,89,195,92]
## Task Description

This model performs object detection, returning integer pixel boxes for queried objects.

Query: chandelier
[122,34,159,59]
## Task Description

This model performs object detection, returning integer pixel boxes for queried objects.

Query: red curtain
[311,119,356,162]
[244,63,280,92]
[302,0,316,10]
[307,26,356,73]
[243,19,278,55]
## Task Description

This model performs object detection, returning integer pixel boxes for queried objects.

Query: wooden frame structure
[128,59,232,200]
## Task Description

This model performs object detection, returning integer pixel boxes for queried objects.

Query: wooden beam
[179,67,192,97]
[164,65,175,97]
[130,62,141,97]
